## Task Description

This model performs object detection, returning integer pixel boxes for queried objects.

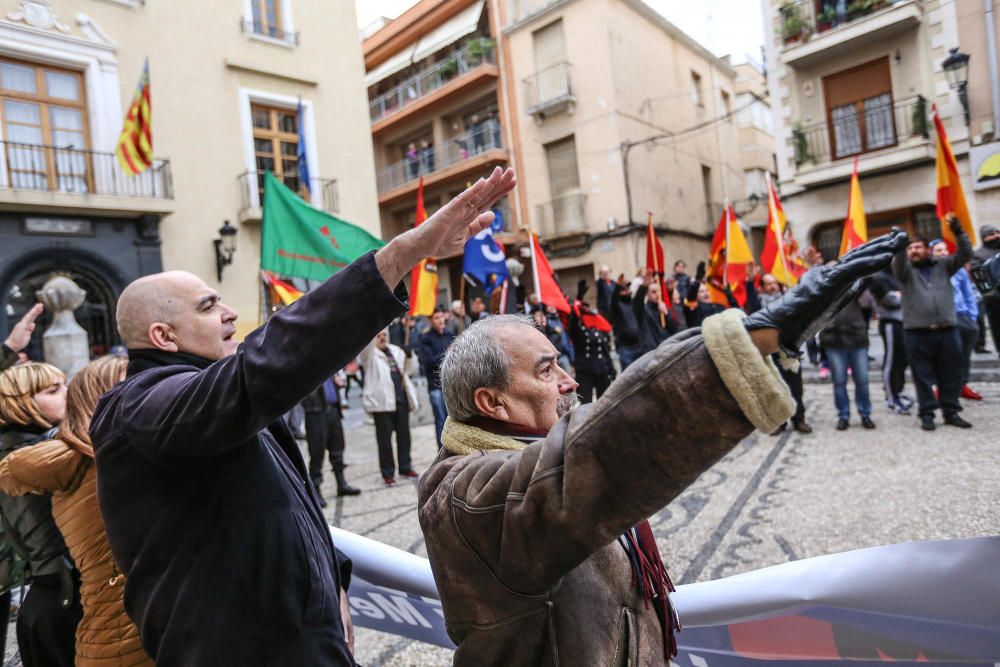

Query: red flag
[530,234,570,314]
[409,179,438,316]
[933,105,977,251]
[645,212,665,277]
[707,204,754,306]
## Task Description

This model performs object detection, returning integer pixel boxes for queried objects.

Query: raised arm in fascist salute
[418,230,909,665]
[89,167,516,667]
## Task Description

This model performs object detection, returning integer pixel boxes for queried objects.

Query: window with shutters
[250,0,281,37]
[530,19,570,105]
[823,57,895,160]
[0,58,90,192]
[691,71,704,107]
[251,103,300,203]
[545,135,579,196]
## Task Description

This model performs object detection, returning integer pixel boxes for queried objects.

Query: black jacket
[90,252,406,667]
[417,329,454,391]
[609,286,640,347]
[632,284,682,352]
[0,425,73,580]
[568,306,613,375]
[819,298,869,349]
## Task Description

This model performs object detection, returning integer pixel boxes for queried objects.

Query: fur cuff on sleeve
[702,309,796,433]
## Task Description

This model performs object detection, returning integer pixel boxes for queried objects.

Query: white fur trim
[702,310,796,433]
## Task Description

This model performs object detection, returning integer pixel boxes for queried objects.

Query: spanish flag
[261,271,303,305]
[115,59,153,176]
[409,178,438,316]
[707,204,754,306]
[933,105,977,250]
[761,173,807,286]
[839,156,867,256]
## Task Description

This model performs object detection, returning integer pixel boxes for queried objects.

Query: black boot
[336,471,361,497]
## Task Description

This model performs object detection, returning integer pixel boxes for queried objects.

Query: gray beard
[556,392,580,417]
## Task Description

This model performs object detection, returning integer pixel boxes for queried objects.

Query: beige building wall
[503,0,744,284]
[1,0,378,339]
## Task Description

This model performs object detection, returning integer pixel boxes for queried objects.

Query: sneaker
[894,402,911,416]
[961,385,983,401]
[836,418,849,431]
[861,416,876,429]
[974,346,991,354]
[943,414,972,428]
[400,470,420,479]
[383,477,397,486]
[819,367,830,380]
[920,417,936,431]
[792,420,813,434]
[899,394,915,407]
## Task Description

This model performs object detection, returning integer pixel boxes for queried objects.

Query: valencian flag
[409,178,438,316]
[839,156,867,256]
[707,203,754,307]
[761,172,808,286]
[530,234,570,313]
[933,105,977,250]
[260,171,384,281]
[260,270,303,305]
[115,59,153,176]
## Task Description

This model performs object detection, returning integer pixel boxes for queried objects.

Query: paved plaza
[331,377,1000,666]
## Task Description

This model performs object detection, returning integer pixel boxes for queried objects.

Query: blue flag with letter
[463,215,508,295]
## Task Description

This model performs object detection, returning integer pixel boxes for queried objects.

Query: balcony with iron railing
[369,39,497,128]
[536,190,587,239]
[0,140,173,215]
[775,0,922,66]
[237,171,339,223]
[791,95,931,185]
[523,62,575,124]
[376,121,506,199]
[240,18,299,45]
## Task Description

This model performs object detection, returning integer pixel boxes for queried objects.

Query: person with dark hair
[892,216,973,430]
[417,307,455,448]
[819,294,875,431]
[972,223,1000,355]
[671,260,691,300]
[569,281,614,403]
[595,265,614,319]
[931,239,982,400]
[609,274,643,370]
[869,268,911,414]
[634,272,682,353]
[303,372,360,504]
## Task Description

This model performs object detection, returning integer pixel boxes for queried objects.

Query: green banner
[260,171,384,280]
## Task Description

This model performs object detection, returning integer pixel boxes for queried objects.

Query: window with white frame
[243,0,297,45]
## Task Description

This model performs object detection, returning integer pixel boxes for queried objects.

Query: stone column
[37,276,89,379]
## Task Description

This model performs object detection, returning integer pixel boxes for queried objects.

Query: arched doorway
[3,254,123,362]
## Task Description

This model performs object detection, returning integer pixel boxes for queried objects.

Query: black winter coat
[90,252,406,667]
[819,298,869,349]
[417,329,454,391]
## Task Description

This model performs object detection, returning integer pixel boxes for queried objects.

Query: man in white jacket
[360,329,418,485]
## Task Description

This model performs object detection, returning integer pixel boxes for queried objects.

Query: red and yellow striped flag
[116,59,152,176]
[839,156,868,256]
[933,105,977,251]
[409,178,439,316]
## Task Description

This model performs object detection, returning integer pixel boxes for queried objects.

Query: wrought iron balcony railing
[376,121,503,193]
[238,171,339,214]
[776,0,913,47]
[369,40,496,124]
[0,140,172,199]
[791,95,928,168]
[523,61,574,116]
[240,18,299,45]
[536,190,587,238]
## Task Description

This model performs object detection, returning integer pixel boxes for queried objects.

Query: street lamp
[214,220,238,282]
[942,47,971,126]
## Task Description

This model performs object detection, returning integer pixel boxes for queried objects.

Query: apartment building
[501,0,747,289]
[363,0,516,305]
[763,0,968,262]
[0,0,378,351]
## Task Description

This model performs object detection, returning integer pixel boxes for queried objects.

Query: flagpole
[723,199,731,286]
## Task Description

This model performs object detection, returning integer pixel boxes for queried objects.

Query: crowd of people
[0,160,992,665]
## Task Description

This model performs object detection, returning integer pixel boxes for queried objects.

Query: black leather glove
[695,261,706,282]
[576,279,589,301]
[946,213,963,236]
[744,229,909,357]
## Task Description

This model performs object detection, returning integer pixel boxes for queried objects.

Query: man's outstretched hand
[4,303,43,353]
[744,229,909,356]
[376,167,517,288]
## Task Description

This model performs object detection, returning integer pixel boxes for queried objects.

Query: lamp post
[214,220,238,282]
[942,47,971,126]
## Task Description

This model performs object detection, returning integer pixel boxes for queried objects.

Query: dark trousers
[373,405,412,479]
[957,315,979,385]
[617,344,643,371]
[17,574,81,667]
[0,590,9,661]
[984,299,1000,358]
[903,327,964,419]
[304,407,346,487]
[878,319,908,404]
[576,370,611,404]
[778,363,805,423]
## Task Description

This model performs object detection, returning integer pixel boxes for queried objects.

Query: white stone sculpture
[37,276,89,379]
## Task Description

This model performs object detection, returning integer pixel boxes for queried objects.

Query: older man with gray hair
[417,231,908,665]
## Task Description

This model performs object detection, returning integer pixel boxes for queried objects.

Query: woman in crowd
[0,362,80,666]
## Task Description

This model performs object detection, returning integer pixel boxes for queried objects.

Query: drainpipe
[985,0,1000,136]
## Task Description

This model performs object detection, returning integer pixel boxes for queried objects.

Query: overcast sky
[354,0,765,62]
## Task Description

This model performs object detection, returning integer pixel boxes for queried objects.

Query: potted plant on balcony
[911,97,929,138]
[439,55,459,81]
[465,37,494,67]
[816,6,837,32]
[779,3,807,45]
[792,121,813,167]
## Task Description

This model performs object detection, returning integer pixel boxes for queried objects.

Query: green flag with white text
[260,171,384,281]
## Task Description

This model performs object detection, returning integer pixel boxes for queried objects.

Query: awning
[365,42,419,88]
[410,0,484,65]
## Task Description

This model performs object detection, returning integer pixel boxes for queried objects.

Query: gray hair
[440,314,537,422]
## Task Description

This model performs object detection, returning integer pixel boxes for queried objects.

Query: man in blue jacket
[931,238,982,400]
[89,167,516,666]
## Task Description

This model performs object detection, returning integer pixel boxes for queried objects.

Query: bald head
[117,271,239,360]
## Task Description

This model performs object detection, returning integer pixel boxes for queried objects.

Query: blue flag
[297,98,311,196]
[463,225,508,295]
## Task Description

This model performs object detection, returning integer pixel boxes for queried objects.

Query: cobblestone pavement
[328,380,1000,667]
